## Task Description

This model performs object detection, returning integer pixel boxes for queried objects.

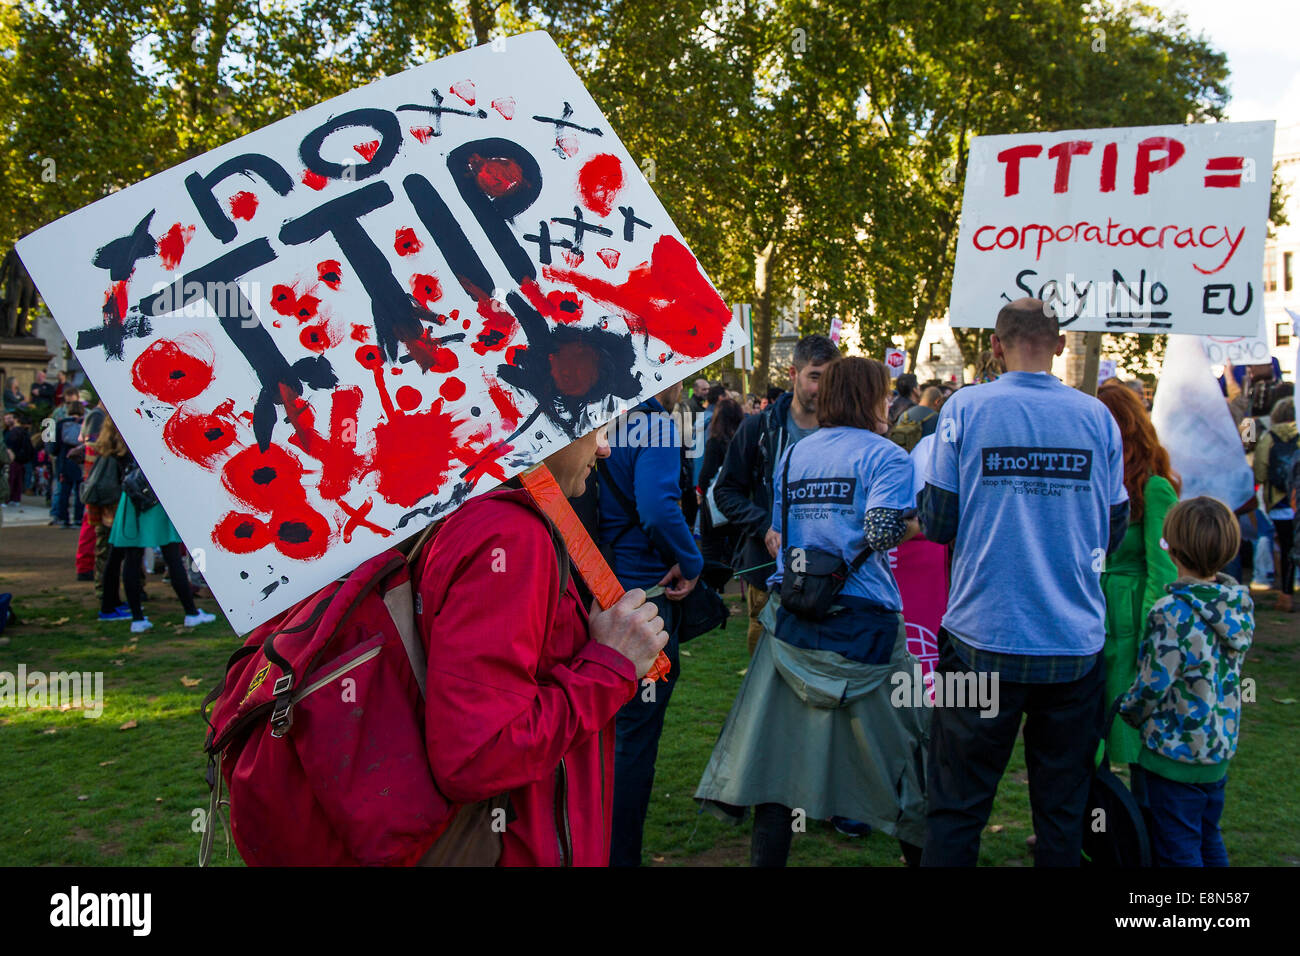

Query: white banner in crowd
[950,121,1275,335]
[16,32,738,633]
[1151,335,1255,511]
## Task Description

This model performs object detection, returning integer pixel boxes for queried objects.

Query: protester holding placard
[919,298,1128,867]
[417,425,667,867]
[1096,381,1181,776]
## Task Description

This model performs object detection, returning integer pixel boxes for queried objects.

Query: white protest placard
[949,121,1274,335]
[1201,309,1272,368]
[17,32,738,633]
[885,347,905,377]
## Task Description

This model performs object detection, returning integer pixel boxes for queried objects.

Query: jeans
[922,631,1105,867]
[53,467,83,526]
[610,594,680,867]
[1144,772,1229,867]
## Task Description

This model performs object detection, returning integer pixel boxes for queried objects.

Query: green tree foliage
[0,0,1254,387]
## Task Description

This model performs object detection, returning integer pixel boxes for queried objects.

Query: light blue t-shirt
[929,371,1127,656]
[770,426,916,611]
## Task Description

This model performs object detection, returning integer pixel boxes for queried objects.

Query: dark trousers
[1145,773,1229,867]
[922,632,1105,867]
[610,595,680,867]
[7,463,23,502]
[1275,518,1295,595]
[107,543,197,620]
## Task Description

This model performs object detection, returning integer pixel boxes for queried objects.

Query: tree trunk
[467,0,493,45]
[750,239,776,393]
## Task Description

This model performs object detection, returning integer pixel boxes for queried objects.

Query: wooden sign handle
[519,465,670,682]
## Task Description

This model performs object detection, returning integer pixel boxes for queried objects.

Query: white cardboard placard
[950,121,1275,335]
[17,32,737,633]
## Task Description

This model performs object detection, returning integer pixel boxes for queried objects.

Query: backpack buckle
[269,696,294,738]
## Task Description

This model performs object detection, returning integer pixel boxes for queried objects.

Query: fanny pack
[777,448,870,622]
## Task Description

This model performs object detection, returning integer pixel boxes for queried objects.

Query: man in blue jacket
[598,379,703,866]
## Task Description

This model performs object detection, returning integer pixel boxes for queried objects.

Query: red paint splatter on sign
[450,80,476,105]
[395,386,422,411]
[577,153,624,216]
[317,260,342,289]
[228,191,258,221]
[163,399,239,469]
[491,97,516,120]
[371,402,461,507]
[439,377,466,402]
[544,235,732,359]
[597,248,621,269]
[410,273,443,310]
[131,336,216,404]
[409,126,434,144]
[394,227,423,256]
[486,377,522,428]
[156,223,195,271]
[467,154,526,199]
[302,169,329,191]
[299,323,339,353]
[547,290,583,324]
[354,140,380,162]
[350,324,369,342]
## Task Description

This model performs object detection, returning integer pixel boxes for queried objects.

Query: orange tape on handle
[519,465,670,682]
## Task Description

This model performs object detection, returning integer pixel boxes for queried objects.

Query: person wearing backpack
[416,423,669,866]
[1253,397,1297,612]
[50,395,84,528]
[695,357,926,865]
[889,386,943,452]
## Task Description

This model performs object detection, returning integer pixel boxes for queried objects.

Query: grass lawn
[1,575,1297,867]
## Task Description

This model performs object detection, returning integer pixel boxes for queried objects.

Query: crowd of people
[6,297,1294,868]
[1,367,218,634]
[427,297,1286,867]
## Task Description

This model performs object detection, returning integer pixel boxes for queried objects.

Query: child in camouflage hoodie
[1120,496,1254,867]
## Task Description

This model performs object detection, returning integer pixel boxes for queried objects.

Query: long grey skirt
[694,599,929,846]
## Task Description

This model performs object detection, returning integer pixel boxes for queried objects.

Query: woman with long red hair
[1097,381,1181,779]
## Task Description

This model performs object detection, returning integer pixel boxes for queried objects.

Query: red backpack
[200,535,451,866]
[199,493,569,867]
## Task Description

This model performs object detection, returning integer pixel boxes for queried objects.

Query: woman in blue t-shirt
[695,357,927,866]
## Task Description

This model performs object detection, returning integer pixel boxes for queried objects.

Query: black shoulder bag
[778,447,872,622]
[122,463,159,514]
[599,463,727,642]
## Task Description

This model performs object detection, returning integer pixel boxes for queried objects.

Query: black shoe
[76,572,94,581]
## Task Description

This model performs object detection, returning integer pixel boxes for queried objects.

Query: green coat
[1100,474,1178,765]
[694,597,929,845]
[108,490,182,549]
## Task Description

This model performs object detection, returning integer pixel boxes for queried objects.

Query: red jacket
[416,489,637,866]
